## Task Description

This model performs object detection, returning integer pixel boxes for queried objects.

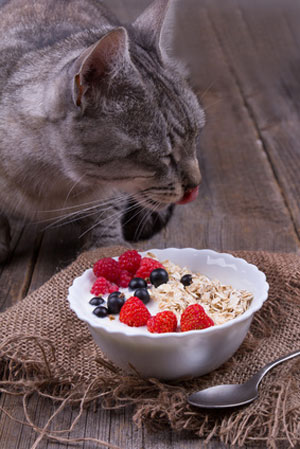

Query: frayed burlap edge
[0,247,299,449]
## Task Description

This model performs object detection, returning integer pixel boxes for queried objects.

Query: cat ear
[133,0,173,54]
[73,27,130,107]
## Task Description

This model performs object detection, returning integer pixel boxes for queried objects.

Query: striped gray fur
[0,0,204,260]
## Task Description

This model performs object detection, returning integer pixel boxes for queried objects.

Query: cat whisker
[196,80,217,102]
[39,192,126,215]
[62,174,88,209]
[78,198,144,239]
[139,190,177,207]
[134,206,152,241]
[101,198,151,226]
[46,189,137,232]
[202,99,223,113]
[40,199,104,214]
[135,199,162,240]
[78,210,121,240]
[40,204,105,229]
[108,196,161,238]
[78,196,152,240]
[42,206,106,230]
[40,195,127,230]
[120,199,151,231]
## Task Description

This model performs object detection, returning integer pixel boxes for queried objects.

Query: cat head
[60,0,205,209]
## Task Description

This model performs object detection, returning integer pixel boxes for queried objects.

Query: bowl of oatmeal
[68,248,269,380]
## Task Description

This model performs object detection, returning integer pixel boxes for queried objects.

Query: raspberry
[147,311,177,334]
[118,250,141,275]
[90,277,119,296]
[135,257,164,280]
[180,304,214,332]
[93,258,121,284]
[108,283,119,293]
[119,297,151,327]
[118,270,132,288]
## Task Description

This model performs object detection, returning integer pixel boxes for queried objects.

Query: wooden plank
[0,222,43,312]
[284,0,300,51]
[78,406,111,449]
[108,407,144,449]
[205,0,300,241]
[26,222,83,295]
[0,222,84,449]
[0,222,46,448]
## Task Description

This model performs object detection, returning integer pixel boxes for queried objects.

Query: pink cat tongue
[176,186,199,205]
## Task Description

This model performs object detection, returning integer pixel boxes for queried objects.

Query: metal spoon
[188,349,300,409]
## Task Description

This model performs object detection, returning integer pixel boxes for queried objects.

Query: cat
[0,0,204,262]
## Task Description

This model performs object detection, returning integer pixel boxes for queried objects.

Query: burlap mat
[0,247,299,449]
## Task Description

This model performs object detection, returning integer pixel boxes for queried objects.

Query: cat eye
[161,153,176,166]
[161,156,170,164]
[167,133,175,148]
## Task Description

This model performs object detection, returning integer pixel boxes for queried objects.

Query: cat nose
[177,161,202,205]
[182,169,202,193]
[180,158,202,192]
[184,178,202,193]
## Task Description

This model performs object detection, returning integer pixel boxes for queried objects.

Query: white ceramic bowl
[68,248,269,380]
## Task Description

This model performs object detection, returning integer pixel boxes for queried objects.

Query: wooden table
[1,0,299,447]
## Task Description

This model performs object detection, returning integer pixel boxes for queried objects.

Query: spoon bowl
[188,349,300,409]
[188,383,258,409]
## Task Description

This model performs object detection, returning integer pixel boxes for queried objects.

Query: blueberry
[129,277,147,290]
[180,274,193,287]
[93,306,108,318]
[107,294,125,314]
[134,288,150,305]
[150,268,169,287]
[108,291,125,301]
[89,297,105,306]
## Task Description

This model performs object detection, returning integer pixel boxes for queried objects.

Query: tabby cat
[0,0,204,261]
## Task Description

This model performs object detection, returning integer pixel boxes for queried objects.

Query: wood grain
[0,0,299,448]
[205,0,300,241]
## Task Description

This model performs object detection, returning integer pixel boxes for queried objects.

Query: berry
[89,297,105,306]
[119,296,151,327]
[150,268,169,287]
[118,250,141,274]
[93,257,121,284]
[134,288,150,304]
[180,304,214,332]
[107,283,119,293]
[90,277,119,296]
[129,277,147,290]
[135,258,164,280]
[107,293,125,314]
[147,311,177,333]
[180,274,193,287]
[91,277,108,295]
[107,291,125,300]
[118,270,132,288]
[93,306,108,318]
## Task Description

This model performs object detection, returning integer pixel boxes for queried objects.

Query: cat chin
[122,200,174,243]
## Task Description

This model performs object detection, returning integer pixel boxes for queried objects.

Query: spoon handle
[250,349,300,389]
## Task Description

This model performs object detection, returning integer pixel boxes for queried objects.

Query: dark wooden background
[0,0,299,448]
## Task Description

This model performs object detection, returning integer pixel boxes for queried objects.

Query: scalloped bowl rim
[67,248,269,339]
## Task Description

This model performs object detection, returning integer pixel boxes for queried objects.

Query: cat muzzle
[176,186,199,205]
